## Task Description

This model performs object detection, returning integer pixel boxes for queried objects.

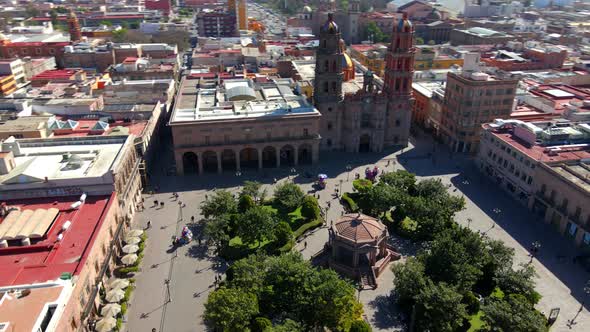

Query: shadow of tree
[368,294,407,331]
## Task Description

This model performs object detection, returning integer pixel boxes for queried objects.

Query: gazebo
[326,213,400,287]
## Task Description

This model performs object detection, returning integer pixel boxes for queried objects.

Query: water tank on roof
[583,100,590,107]
[21,238,30,246]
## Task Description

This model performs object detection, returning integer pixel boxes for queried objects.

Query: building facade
[440,68,519,153]
[314,14,414,152]
[170,76,321,175]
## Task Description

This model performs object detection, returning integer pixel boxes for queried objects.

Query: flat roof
[0,194,113,286]
[0,283,66,331]
[170,77,320,123]
[0,137,126,185]
[548,162,590,195]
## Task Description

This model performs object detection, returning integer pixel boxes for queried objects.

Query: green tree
[301,195,320,220]
[204,215,231,249]
[204,287,259,331]
[427,40,436,45]
[350,320,372,332]
[482,294,548,332]
[392,257,428,306]
[413,178,446,199]
[414,281,467,332]
[238,194,256,213]
[364,184,396,217]
[494,264,540,304]
[273,182,304,211]
[415,37,425,45]
[236,206,276,246]
[379,170,416,193]
[50,10,59,26]
[227,254,267,294]
[271,319,304,332]
[253,317,272,332]
[352,178,372,193]
[242,180,265,202]
[111,29,128,43]
[364,21,385,43]
[25,5,39,18]
[273,221,293,247]
[99,20,113,27]
[201,190,237,219]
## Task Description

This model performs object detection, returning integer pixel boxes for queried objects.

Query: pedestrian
[191,216,195,223]
[154,200,158,206]
[160,202,164,208]
[172,237,176,247]
[304,241,307,249]
[152,328,157,332]
[147,220,151,229]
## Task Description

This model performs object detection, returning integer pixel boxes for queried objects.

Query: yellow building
[414,56,463,70]
[348,44,387,77]
[0,75,16,96]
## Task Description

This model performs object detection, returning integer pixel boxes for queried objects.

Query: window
[303,128,308,136]
[327,122,333,130]
[326,139,332,147]
[224,135,230,143]
[331,82,337,92]
[204,136,210,144]
[323,82,328,93]
[266,131,271,140]
[395,119,400,127]
[327,107,332,112]
[35,48,42,55]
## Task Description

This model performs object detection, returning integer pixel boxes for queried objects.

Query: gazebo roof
[333,213,386,244]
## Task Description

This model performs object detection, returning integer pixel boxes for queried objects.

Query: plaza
[126,130,590,332]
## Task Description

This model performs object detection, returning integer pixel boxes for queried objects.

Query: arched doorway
[262,146,277,168]
[202,151,218,173]
[221,149,236,171]
[280,145,295,166]
[182,152,198,174]
[240,148,258,169]
[298,144,312,165]
[359,134,371,153]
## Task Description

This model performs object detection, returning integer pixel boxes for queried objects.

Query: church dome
[426,9,442,21]
[321,13,339,34]
[395,13,413,32]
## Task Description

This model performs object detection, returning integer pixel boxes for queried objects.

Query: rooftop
[0,283,68,331]
[547,161,590,195]
[0,136,127,186]
[170,76,320,123]
[485,119,590,163]
[0,194,113,286]
[333,213,386,244]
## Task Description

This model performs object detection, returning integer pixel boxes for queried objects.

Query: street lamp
[529,241,541,264]
[467,218,472,229]
[164,279,171,303]
[290,167,296,181]
[339,179,344,197]
[346,165,352,181]
[567,280,590,327]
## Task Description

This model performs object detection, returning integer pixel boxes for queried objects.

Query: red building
[482,47,568,71]
[30,69,86,87]
[145,0,172,16]
[0,40,69,67]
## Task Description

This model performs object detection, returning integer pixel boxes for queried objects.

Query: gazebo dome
[333,213,386,244]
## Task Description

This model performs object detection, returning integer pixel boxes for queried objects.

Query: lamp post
[567,280,590,327]
[290,167,296,181]
[529,241,541,264]
[164,279,171,303]
[339,179,343,197]
[467,218,472,230]
[346,164,352,181]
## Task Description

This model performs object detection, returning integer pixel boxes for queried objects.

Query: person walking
[146,220,151,229]
[304,241,307,249]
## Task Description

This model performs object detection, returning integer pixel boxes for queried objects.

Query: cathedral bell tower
[68,11,82,43]
[313,13,344,104]
[383,13,415,147]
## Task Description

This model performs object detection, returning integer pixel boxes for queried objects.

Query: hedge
[123,285,135,302]
[341,193,359,212]
[121,302,128,316]
[116,318,122,331]
[293,218,323,239]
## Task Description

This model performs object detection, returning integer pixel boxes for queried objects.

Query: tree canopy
[204,287,259,331]
[209,253,364,331]
[235,206,277,246]
[201,190,238,219]
[273,182,305,211]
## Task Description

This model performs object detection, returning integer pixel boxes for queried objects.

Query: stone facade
[314,14,414,153]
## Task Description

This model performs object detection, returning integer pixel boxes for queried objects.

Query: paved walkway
[126,131,590,332]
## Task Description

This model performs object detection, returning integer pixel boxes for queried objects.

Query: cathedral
[314,13,415,153]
